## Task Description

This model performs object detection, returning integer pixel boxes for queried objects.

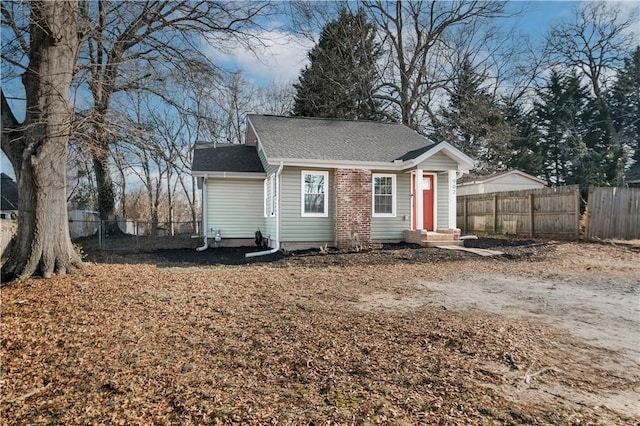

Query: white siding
[458,174,546,196]
[206,178,265,238]
[484,174,545,193]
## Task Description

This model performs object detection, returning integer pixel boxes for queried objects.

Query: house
[68,210,100,238]
[456,170,547,196]
[626,162,640,188]
[1,173,18,219]
[191,115,475,252]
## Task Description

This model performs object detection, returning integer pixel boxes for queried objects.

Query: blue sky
[208,1,587,87]
[1,1,637,180]
[512,1,577,33]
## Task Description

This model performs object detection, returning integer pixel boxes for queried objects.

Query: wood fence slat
[587,187,640,240]
[457,185,580,239]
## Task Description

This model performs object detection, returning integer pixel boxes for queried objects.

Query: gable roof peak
[247,114,444,165]
[247,113,402,126]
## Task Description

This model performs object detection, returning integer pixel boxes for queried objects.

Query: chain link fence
[70,217,201,251]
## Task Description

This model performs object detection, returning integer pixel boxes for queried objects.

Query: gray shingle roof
[191,144,265,173]
[627,161,640,183]
[248,115,439,163]
[458,170,546,185]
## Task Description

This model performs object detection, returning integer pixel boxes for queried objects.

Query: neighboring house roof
[192,143,265,174]
[458,170,547,186]
[247,115,474,169]
[626,161,640,184]
[1,173,18,211]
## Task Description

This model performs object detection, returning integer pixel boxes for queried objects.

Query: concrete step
[421,232,458,242]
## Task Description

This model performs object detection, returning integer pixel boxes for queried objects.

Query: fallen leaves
[1,241,639,424]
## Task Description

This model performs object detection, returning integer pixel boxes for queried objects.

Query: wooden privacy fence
[586,186,640,240]
[457,185,580,239]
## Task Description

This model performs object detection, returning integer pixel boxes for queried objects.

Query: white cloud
[206,30,315,86]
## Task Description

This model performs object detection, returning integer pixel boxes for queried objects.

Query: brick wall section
[334,169,372,250]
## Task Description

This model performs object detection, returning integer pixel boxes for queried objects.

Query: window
[372,174,396,217]
[269,174,277,216]
[264,179,268,217]
[264,174,277,217]
[301,171,328,217]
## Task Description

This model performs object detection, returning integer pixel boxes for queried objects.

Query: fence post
[463,196,468,234]
[493,195,498,234]
[581,187,588,240]
[98,220,104,249]
[529,193,534,238]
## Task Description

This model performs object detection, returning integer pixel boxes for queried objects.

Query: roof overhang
[246,116,262,148]
[405,141,475,171]
[266,157,410,171]
[192,171,266,179]
[265,140,474,172]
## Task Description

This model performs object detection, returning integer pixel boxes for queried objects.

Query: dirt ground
[1,238,639,424]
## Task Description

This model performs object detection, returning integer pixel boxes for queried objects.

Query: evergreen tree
[292,8,382,120]
[534,70,590,186]
[610,47,640,181]
[579,96,625,187]
[435,58,513,173]
[503,101,544,178]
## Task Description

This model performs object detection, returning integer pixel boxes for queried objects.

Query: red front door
[412,174,434,231]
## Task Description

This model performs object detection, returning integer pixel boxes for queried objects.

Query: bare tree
[1,1,82,281]
[144,101,193,236]
[253,83,296,116]
[363,1,509,132]
[546,1,637,185]
[206,71,257,144]
[283,1,346,43]
[547,1,637,103]
[67,140,98,210]
[73,1,270,232]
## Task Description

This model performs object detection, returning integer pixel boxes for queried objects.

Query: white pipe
[196,237,208,251]
[196,176,209,251]
[246,162,284,258]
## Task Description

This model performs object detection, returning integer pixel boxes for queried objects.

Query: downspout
[246,162,284,258]
[196,176,209,251]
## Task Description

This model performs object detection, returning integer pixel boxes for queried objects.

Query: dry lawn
[1,240,639,425]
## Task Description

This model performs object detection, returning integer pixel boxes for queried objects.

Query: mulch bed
[80,237,553,267]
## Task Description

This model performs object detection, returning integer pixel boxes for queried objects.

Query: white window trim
[372,173,396,218]
[301,170,329,217]
[269,173,277,217]
[264,175,278,218]
[263,178,268,218]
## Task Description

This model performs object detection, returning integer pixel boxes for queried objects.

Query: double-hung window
[269,174,277,216]
[264,174,277,217]
[301,171,328,217]
[372,174,396,217]
[264,179,268,217]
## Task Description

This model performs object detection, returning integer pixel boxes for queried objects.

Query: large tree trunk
[1,1,82,282]
[93,145,120,234]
